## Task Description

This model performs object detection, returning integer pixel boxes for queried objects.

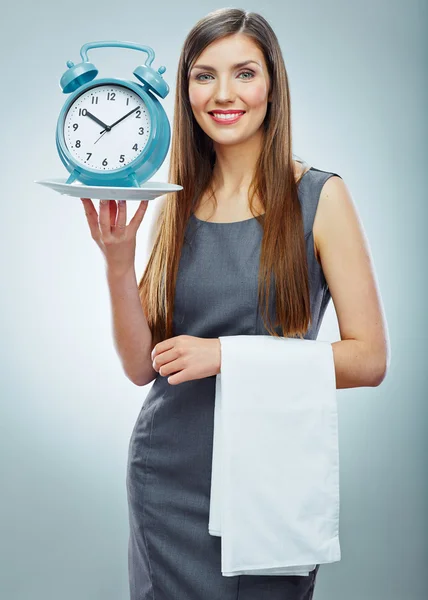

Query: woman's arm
[107,194,169,387]
[107,267,158,386]
[313,176,390,389]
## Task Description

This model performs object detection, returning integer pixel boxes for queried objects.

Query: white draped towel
[208,335,341,577]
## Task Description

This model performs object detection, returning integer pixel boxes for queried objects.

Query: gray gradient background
[1,1,426,599]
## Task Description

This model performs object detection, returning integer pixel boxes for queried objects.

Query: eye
[238,70,255,79]
[195,73,214,81]
[194,70,255,82]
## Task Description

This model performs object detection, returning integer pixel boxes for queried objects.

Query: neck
[211,128,264,195]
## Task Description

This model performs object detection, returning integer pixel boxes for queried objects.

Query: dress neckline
[191,167,313,225]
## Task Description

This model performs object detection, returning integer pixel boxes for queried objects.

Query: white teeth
[211,112,244,120]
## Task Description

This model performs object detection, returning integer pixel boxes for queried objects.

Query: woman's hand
[81,198,149,276]
[151,335,221,385]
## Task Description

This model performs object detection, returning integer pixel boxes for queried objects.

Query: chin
[210,129,260,146]
[212,136,247,146]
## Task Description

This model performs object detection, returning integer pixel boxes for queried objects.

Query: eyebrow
[190,60,260,71]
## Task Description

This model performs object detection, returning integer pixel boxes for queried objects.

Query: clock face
[63,84,151,171]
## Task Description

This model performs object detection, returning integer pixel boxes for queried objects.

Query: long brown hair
[139,8,312,349]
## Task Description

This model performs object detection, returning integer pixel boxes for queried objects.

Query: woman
[82,8,389,600]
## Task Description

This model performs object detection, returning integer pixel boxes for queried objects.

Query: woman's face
[188,34,271,147]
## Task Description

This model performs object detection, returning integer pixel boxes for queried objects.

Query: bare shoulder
[312,174,349,262]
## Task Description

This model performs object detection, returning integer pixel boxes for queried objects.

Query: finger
[109,199,118,229]
[129,200,149,234]
[115,200,127,232]
[153,346,180,370]
[81,198,100,238]
[99,199,112,236]
[167,371,184,385]
[157,355,184,377]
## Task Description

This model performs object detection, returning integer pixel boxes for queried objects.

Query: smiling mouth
[208,111,246,122]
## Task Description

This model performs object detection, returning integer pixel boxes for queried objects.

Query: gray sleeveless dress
[126,166,342,600]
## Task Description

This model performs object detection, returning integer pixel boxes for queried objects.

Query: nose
[213,75,236,104]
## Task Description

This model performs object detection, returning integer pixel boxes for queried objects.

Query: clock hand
[94,130,109,145]
[93,105,140,144]
[108,105,141,130]
[84,110,111,131]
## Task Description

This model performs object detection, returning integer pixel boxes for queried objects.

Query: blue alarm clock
[56,41,171,188]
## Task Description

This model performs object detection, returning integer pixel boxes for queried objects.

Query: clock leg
[128,172,141,188]
[66,171,81,185]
